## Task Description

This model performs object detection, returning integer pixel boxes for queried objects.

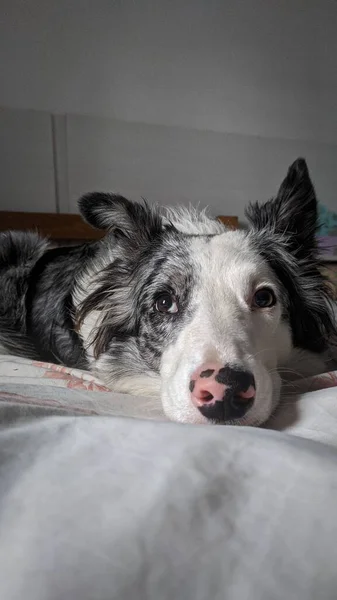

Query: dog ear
[78,192,163,241]
[247,160,336,354]
[246,158,318,255]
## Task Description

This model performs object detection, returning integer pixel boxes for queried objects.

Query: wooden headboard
[0,211,238,241]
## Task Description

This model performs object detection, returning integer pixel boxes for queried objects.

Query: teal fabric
[318,203,337,236]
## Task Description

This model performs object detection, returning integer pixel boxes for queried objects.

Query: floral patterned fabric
[1,354,337,447]
[0,355,163,420]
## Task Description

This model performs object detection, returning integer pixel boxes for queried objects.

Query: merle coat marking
[0,158,336,425]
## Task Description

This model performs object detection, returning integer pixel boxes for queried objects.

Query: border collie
[0,158,336,425]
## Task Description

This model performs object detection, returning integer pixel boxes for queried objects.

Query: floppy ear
[78,192,163,241]
[246,158,318,257]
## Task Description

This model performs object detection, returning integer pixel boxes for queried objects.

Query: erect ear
[245,158,318,255]
[78,192,163,241]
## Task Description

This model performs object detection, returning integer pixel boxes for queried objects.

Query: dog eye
[252,288,276,308]
[155,293,179,314]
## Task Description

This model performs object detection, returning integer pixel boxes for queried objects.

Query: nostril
[229,395,254,412]
[236,385,256,402]
[228,383,255,412]
[239,387,256,400]
[199,390,214,402]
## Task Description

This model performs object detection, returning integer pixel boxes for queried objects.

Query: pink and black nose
[189,363,256,422]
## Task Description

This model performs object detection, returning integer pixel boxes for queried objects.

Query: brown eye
[252,288,276,308]
[155,293,179,314]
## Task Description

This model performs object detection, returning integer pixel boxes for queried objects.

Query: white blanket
[2,356,337,599]
[1,416,337,600]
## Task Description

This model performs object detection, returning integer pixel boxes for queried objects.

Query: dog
[0,158,336,425]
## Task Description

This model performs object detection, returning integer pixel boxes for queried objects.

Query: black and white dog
[0,158,336,425]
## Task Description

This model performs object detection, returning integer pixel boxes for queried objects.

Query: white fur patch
[163,205,226,235]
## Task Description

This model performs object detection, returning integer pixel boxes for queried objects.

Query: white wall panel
[0,108,56,212]
[0,0,336,144]
[66,114,337,220]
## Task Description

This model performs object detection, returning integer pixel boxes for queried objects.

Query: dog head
[75,158,335,425]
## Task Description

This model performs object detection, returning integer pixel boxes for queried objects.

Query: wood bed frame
[0,212,238,240]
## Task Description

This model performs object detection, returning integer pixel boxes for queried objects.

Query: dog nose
[189,362,256,422]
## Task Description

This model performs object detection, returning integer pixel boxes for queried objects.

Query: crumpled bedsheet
[2,356,337,599]
[1,416,337,600]
[1,355,337,446]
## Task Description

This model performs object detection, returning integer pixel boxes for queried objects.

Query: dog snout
[189,362,256,422]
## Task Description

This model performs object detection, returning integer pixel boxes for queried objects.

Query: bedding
[1,354,337,446]
[1,415,337,599]
[1,355,337,598]
[0,355,164,422]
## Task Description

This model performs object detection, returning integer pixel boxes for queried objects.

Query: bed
[1,360,337,600]
[1,352,337,446]
[2,212,337,599]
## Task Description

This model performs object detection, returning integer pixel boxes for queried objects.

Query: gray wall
[0,0,336,217]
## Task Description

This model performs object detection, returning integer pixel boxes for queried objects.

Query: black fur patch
[26,245,95,367]
[79,192,163,240]
[0,231,96,367]
[246,158,337,353]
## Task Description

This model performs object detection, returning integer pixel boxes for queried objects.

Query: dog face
[75,158,335,425]
[158,231,290,425]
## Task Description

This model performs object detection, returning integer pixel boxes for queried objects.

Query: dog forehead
[210,229,251,255]
[189,230,273,286]
[190,230,256,266]
[143,229,272,292]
